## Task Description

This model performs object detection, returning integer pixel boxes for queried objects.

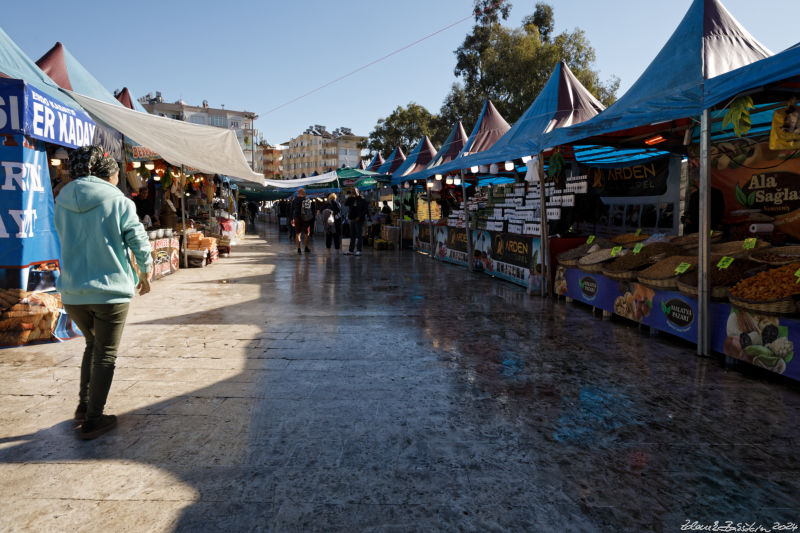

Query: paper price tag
[632,243,643,255]
[795,267,800,284]
[717,256,734,269]
[586,235,595,244]
[743,238,757,250]
[634,228,642,237]
[611,246,623,257]
[675,262,692,275]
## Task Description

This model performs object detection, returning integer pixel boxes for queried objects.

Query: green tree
[366,102,449,157]
[441,2,619,126]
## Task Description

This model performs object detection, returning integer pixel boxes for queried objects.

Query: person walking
[321,192,343,252]
[344,188,369,256]
[291,188,315,254]
[54,145,153,440]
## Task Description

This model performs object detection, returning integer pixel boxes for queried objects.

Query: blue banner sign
[0,78,96,149]
[0,134,60,268]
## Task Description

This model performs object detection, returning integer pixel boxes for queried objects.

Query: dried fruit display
[678,258,762,288]
[729,262,800,301]
[638,256,698,280]
[604,243,682,272]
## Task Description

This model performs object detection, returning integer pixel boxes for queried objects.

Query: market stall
[0,77,95,346]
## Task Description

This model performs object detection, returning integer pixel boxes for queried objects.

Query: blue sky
[2,0,796,147]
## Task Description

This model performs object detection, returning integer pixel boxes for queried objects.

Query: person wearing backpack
[291,188,315,254]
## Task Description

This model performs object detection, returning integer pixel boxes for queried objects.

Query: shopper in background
[344,188,369,256]
[54,145,153,441]
[291,188,315,254]
[321,192,343,252]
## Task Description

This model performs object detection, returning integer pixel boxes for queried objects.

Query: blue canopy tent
[37,42,125,107]
[422,100,510,178]
[542,0,772,151]
[365,153,385,172]
[390,136,437,185]
[401,122,469,184]
[457,61,606,170]
[376,146,406,176]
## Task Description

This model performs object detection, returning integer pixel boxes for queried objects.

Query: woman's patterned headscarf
[68,145,119,179]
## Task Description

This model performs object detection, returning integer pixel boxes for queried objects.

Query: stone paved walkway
[1,225,799,532]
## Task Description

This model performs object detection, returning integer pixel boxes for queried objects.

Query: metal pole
[460,169,472,271]
[427,182,434,257]
[120,134,130,196]
[399,186,405,248]
[698,110,711,356]
[538,153,549,297]
[180,165,188,269]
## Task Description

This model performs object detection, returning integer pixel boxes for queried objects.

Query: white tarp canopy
[67,91,264,183]
[264,170,339,188]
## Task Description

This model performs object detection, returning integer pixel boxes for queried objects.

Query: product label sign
[582,158,670,197]
[579,276,599,300]
[611,246,623,257]
[661,298,695,330]
[717,256,735,269]
[633,243,643,254]
[675,262,692,275]
[492,233,533,268]
[446,227,468,253]
[0,79,97,150]
[739,171,800,215]
[743,237,757,249]
[586,235,595,244]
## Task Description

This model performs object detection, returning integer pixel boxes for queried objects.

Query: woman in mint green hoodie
[55,145,153,440]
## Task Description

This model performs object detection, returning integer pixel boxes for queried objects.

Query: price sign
[611,246,623,257]
[795,267,800,284]
[675,262,692,275]
[634,228,642,237]
[743,238,757,250]
[586,235,595,244]
[717,256,735,269]
[632,243,643,255]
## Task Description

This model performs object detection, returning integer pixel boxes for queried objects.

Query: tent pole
[120,134,130,196]
[698,110,711,356]
[460,170,472,271]
[538,153,549,298]
[181,165,188,269]
[427,184,434,258]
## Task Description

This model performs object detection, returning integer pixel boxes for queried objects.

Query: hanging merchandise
[525,156,540,183]
[769,100,800,150]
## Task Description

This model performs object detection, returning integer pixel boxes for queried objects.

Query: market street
[1,224,799,532]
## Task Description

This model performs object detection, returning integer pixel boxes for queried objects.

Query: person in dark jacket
[344,188,369,256]
[291,188,315,254]
[320,192,343,252]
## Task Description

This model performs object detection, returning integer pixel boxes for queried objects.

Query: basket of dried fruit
[728,262,800,315]
[556,238,614,267]
[750,246,800,266]
[671,231,723,249]
[637,256,698,289]
[709,239,769,258]
[676,257,762,300]
[611,232,649,248]
[578,247,626,273]
[602,242,682,281]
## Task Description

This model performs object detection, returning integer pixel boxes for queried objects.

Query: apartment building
[282,125,365,178]
[139,91,259,169]
[259,142,285,180]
